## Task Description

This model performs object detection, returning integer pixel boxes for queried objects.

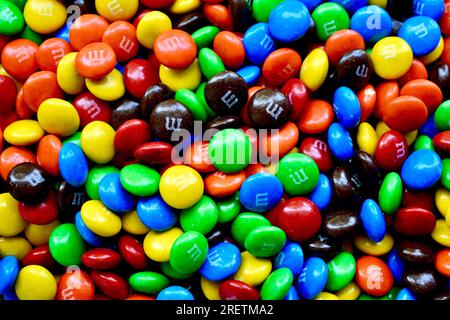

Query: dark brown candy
[397,241,434,265]
[332,165,365,204]
[323,209,360,239]
[247,88,290,128]
[336,49,373,90]
[428,62,450,94]
[433,291,450,300]
[64,0,92,15]
[149,99,194,141]
[57,181,87,220]
[403,269,439,296]
[206,115,241,131]
[387,0,414,22]
[229,0,252,31]
[204,71,248,114]
[304,234,341,261]
[174,13,208,34]
[139,83,173,120]
[206,227,227,247]
[111,99,140,129]
[351,151,381,198]
[7,163,50,204]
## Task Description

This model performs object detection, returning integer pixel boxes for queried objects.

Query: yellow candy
[169,0,202,15]
[265,162,279,175]
[3,120,44,146]
[233,251,272,287]
[81,121,116,164]
[354,234,394,256]
[137,11,172,49]
[404,130,418,146]
[0,193,27,237]
[24,220,60,246]
[122,210,150,235]
[375,121,390,137]
[200,277,221,300]
[80,200,122,237]
[159,59,202,92]
[57,52,86,95]
[288,147,299,154]
[37,99,80,137]
[300,48,329,91]
[368,0,387,7]
[435,188,450,218]
[315,292,340,300]
[371,37,413,79]
[336,282,361,300]
[85,69,125,101]
[421,37,444,65]
[432,219,450,247]
[356,122,378,156]
[24,0,67,34]
[143,228,183,262]
[0,236,32,260]
[15,265,57,300]
[159,165,204,209]
[95,0,139,21]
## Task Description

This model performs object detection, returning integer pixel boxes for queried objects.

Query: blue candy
[309,174,332,211]
[137,195,177,231]
[268,1,311,43]
[55,24,70,42]
[386,249,405,283]
[75,212,106,247]
[157,286,195,300]
[360,199,386,242]
[99,173,136,213]
[296,257,328,300]
[327,122,354,161]
[237,65,261,86]
[298,0,323,11]
[350,5,392,43]
[401,149,443,190]
[413,0,445,21]
[333,86,361,129]
[330,0,367,13]
[283,285,300,300]
[239,173,283,213]
[0,256,19,294]
[398,16,441,56]
[420,113,440,138]
[199,242,241,281]
[396,288,417,300]
[243,23,276,65]
[59,143,89,188]
[2,287,18,301]
[275,242,304,277]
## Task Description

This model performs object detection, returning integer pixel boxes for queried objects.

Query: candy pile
[0,0,450,301]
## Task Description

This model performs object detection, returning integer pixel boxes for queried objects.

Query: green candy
[231,212,271,246]
[435,100,450,131]
[358,287,400,300]
[312,2,350,41]
[414,135,435,151]
[64,132,82,147]
[252,0,283,22]
[86,165,120,200]
[326,252,356,291]
[129,272,169,295]
[244,226,286,258]
[0,1,24,36]
[198,48,225,80]
[49,224,86,267]
[217,192,241,223]
[260,268,293,300]
[276,153,320,195]
[20,25,43,45]
[192,26,220,49]
[209,129,252,173]
[441,159,450,190]
[161,262,194,280]
[180,196,219,235]
[378,172,403,215]
[9,0,26,10]
[170,231,209,274]
[196,82,217,118]
[175,89,208,122]
[120,164,160,197]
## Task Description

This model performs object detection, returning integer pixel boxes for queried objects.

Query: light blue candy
[268,1,311,42]
[396,288,417,300]
[398,16,441,56]
[309,174,332,211]
[199,242,241,281]
[237,65,261,86]
[360,199,386,242]
[55,24,70,43]
[401,149,442,190]
[75,212,106,247]
[157,286,195,300]
[239,173,283,213]
[420,113,440,138]
[283,285,300,300]
[0,256,19,294]
[296,257,328,300]
[328,122,354,161]
[333,86,361,129]
[350,5,392,43]
[330,0,367,13]
[243,23,276,65]
[275,242,304,277]
[99,173,136,213]
[137,195,177,231]
[59,143,89,188]
[387,249,405,283]
[413,0,445,21]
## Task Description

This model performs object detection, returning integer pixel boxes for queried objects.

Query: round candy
[81,121,115,164]
[15,265,56,300]
[120,164,160,197]
[37,99,80,137]
[360,199,386,242]
[300,48,329,91]
[401,149,442,190]
[261,268,293,300]
[0,1,24,36]
[170,231,208,274]
[80,200,122,237]
[239,173,283,213]
[268,1,311,42]
[242,23,276,65]
[85,69,126,101]
[356,256,393,297]
[247,88,290,128]
[296,257,328,300]
[7,162,50,204]
[57,52,86,95]
[233,251,272,287]
[24,0,67,34]
[157,286,194,300]
[3,120,44,146]
[95,0,139,21]
[49,223,86,267]
[312,2,350,41]
[333,86,361,129]
[371,37,413,79]
[326,252,356,291]
[59,142,89,188]
[350,5,392,43]
[274,242,304,277]
[137,195,177,231]
[327,122,354,161]
[199,242,241,281]
[76,42,117,80]
[99,173,136,213]
[398,16,441,56]
[0,256,19,294]
[154,29,197,69]
[180,196,218,234]
[137,11,172,49]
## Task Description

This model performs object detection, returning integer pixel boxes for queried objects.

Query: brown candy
[229,0,252,31]
[174,13,208,34]
[397,241,434,265]
[139,83,173,119]
[323,209,360,239]
[57,181,87,220]
[336,49,373,90]
[304,234,341,261]
[7,162,50,204]
[403,269,439,296]
[111,99,140,129]
[206,115,241,131]
[247,88,290,128]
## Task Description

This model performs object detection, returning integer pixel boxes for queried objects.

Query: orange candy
[154,29,197,69]
[382,96,428,133]
[298,100,334,134]
[15,88,35,120]
[102,21,139,63]
[205,170,246,198]
[442,37,450,65]
[0,146,37,180]
[398,59,428,87]
[37,38,73,73]
[203,3,234,31]
[69,14,110,51]
[76,42,117,80]
[374,81,399,119]
[213,31,245,70]
[183,141,215,173]
[37,135,62,177]
[260,121,299,159]
[1,39,39,81]
[0,129,2,153]
[126,294,155,300]
[435,248,450,277]
[356,256,393,297]
[23,71,64,112]
[56,270,95,300]
[400,79,443,114]
[324,29,365,65]
[240,86,263,126]
[357,84,376,123]
[262,48,302,86]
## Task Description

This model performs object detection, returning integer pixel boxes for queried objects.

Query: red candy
[0,146,37,180]
[134,142,174,166]
[374,81,399,119]
[400,79,443,114]
[18,191,59,225]
[299,137,333,172]
[118,235,148,270]
[262,48,302,86]
[114,119,151,158]
[203,4,234,31]
[90,270,129,300]
[281,79,309,121]
[219,280,260,300]
[402,189,434,212]
[324,29,365,65]
[124,59,160,99]
[393,207,437,236]
[435,249,450,277]
[357,84,376,123]
[0,75,17,114]
[375,130,408,171]
[82,249,122,270]
[298,100,334,134]
[382,96,428,133]
[433,131,450,153]
[73,92,112,127]
[21,245,55,268]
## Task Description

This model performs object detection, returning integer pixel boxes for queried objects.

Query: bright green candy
[85,165,120,200]
[170,231,209,274]
[49,223,86,267]
[192,26,220,49]
[180,196,219,234]
[441,159,450,190]
[260,268,293,300]
[414,135,435,151]
[120,164,160,197]
[161,262,194,280]
[326,252,356,291]
[129,272,170,294]
[252,0,283,22]
[245,226,286,258]
[275,153,320,195]
[435,100,450,131]
[209,129,252,173]
[231,212,271,246]
[64,132,82,147]
[175,89,208,122]
[217,192,241,223]
[358,287,400,300]
[198,48,225,80]
[196,82,217,118]
[0,1,24,36]
[378,172,402,215]
[20,25,43,45]
[9,0,26,10]
[312,2,350,41]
